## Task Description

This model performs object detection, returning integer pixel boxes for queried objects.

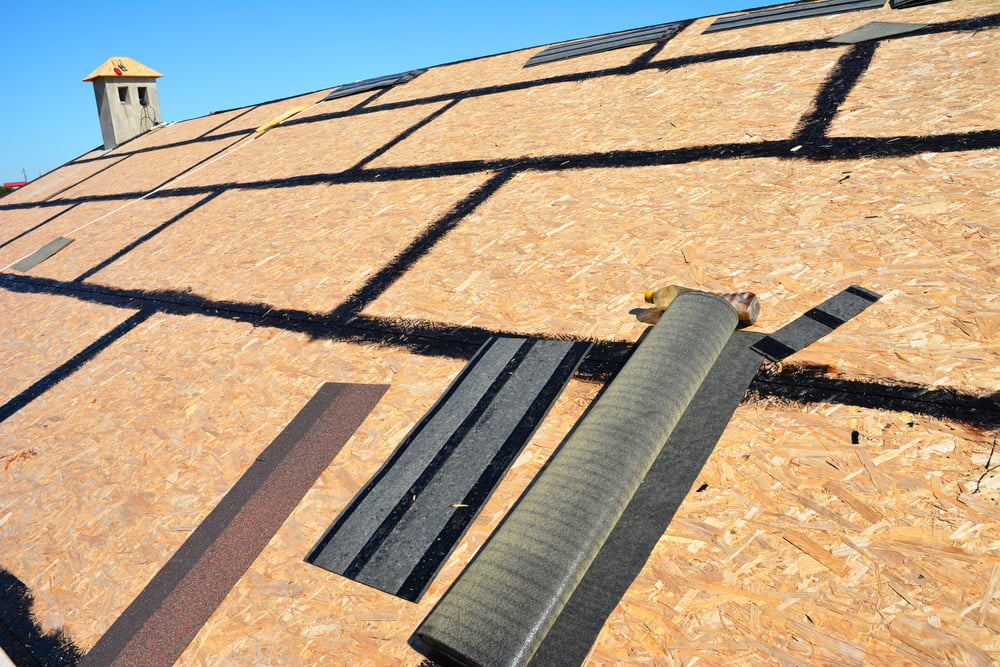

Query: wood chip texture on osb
[1,0,998,665]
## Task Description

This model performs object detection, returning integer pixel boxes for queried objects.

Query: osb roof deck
[1,0,998,664]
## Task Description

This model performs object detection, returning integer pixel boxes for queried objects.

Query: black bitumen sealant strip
[0,308,153,425]
[347,99,461,172]
[5,122,999,215]
[1,569,84,666]
[350,87,392,111]
[527,331,766,667]
[79,382,389,667]
[750,366,1000,427]
[396,340,592,601]
[339,339,538,580]
[330,168,515,320]
[307,338,590,603]
[793,40,879,145]
[42,155,133,203]
[307,339,507,565]
[307,339,506,558]
[0,203,79,251]
[0,272,997,429]
[73,190,224,282]
[10,237,74,272]
[750,285,882,362]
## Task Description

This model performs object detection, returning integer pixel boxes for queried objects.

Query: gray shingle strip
[10,237,74,272]
[527,330,767,667]
[306,336,591,603]
[525,21,688,67]
[829,21,927,43]
[750,285,881,362]
[704,0,885,33]
[322,69,427,101]
[415,293,740,667]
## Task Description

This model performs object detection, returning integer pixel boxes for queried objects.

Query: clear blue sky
[1,1,755,182]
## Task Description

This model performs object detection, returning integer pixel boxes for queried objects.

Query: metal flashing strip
[306,337,591,603]
[80,383,388,667]
[322,69,428,101]
[10,237,74,272]
[751,285,881,362]
[830,21,927,43]
[524,21,689,67]
[704,0,885,33]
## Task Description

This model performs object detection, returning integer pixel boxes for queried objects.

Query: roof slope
[1,1,998,664]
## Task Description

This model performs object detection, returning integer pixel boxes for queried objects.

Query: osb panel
[368,47,835,169]
[0,199,135,272]
[0,150,112,205]
[829,29,999,138]
[0,291,134,407]
[366,154,1000,393]
[0,312,396,650]
[83,175,488,313]
[177,374,599,666]
[0,204,71,248]
[187,100,458,187]
[593,399,1000,666]
[17,194,209,283]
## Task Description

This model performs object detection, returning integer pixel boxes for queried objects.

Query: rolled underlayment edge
[415,291,739,667]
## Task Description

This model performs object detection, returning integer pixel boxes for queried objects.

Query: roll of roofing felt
[415,291,739,667]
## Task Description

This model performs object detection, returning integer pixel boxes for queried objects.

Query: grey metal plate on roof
[750,285,881,361]
[10,237,74,272]
[704,0,886,33]
[830,21,927,42]
[525,21,689,67]
[322,69,427,101]
[306,336,591,603]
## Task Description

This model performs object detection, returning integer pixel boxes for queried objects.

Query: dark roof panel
[704,0,885,33]
[323,69,427,101]
[525,21,689,67]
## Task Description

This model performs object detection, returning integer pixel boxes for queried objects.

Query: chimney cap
[83,57,163,82]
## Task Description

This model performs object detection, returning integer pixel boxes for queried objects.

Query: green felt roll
[415,291,738,667]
